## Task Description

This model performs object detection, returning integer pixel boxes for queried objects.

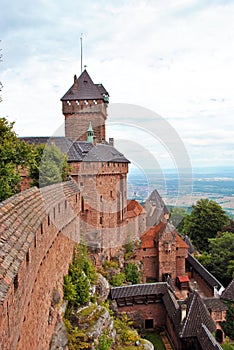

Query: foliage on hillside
[63,244,97,309]
[196,232,234,286]
[0,117,33,201]
[183,198,229,252]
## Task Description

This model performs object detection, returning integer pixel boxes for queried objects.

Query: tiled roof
[145,189,169,227]
[184,235,195,254]
[126,200,145,219]
[20,137,129,164]
[179,291,216,338]
[61,70,109,101]
[0,181,79,305]
[203,298,228,312]
[221,279,234,302]
[110,282,168,299]
[176,234,189,249]
[82,143,129,163]
[140,222,166,249]
[162,288,180,325]
[197,324,223,350]
[186,253,223,290]
[177,276,190,283]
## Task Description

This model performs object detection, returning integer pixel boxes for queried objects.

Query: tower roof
[61,69,109,102]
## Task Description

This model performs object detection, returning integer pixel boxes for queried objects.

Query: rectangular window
[145,319,154,329]
[26,251,30,264]
[100,216,103,224]
[14,274,19,292]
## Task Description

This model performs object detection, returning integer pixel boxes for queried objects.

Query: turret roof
[61,69,109,102]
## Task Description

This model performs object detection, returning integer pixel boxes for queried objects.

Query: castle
[0,69,233,349]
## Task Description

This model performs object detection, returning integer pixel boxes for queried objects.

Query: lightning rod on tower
[80,33,83,73]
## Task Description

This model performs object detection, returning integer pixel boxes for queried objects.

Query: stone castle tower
[61,69,109,143]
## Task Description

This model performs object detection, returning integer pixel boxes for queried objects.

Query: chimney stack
[109,137,114,147]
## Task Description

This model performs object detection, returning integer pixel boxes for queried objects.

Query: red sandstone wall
[118,303,166,328]
[64,102,107,142]
[191,270,213,297]
[0,183,80,350]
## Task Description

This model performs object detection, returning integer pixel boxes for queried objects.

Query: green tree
[183,199,229,252]
[64,264,90,307]
[196,232,234,286]
[222,302,234,341]
[0,117,33,201]
[73,243,97,284]
[30,144,70,187]
[124,262,140,284]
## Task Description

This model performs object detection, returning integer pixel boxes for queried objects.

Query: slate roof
[82,143,129,163]
[20,137,129,164]
[61,70,109,102]
[221,279,234,302]
[0,181,79,305]
[145,189,169,227]
[184,235,195,254]
[110,282,168,299]
[203,298,228,312]
[186,253,223,290]
[197,324,223,350]
[179,291,216,338]
[162,288,180,325]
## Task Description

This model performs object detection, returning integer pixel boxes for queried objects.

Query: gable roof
[179,291,216,338]
[221,279,234,302]
[145,189,169,227]
[139,222,166,249]
[197,324,223,350]
[61,70,109,102]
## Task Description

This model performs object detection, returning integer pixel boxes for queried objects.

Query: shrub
[124,263,140,284]
[111,272,126,287]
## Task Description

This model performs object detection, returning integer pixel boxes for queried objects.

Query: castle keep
[1,69,232,350]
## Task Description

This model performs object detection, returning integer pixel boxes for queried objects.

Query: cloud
[0,0,234,168]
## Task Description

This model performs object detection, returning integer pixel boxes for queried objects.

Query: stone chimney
[109,137,114,147]
[74,75,78,89]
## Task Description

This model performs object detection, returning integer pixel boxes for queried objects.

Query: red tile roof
[126,200,145,219]
[177,276,190,283]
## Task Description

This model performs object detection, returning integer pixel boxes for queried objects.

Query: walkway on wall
[160,331,174,350]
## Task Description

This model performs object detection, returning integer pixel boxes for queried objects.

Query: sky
[1,0,234,170]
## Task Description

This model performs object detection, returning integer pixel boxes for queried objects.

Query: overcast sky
[1,0,234,170]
